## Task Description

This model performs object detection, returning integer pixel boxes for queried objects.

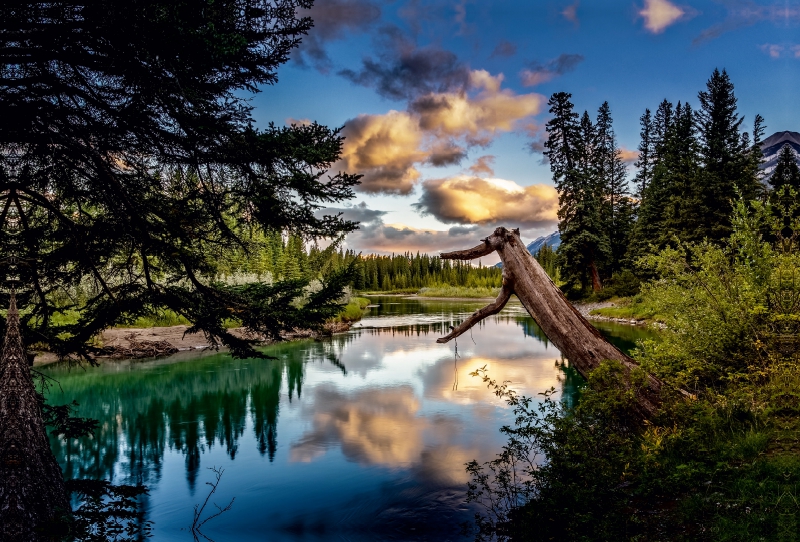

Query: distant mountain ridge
[760,131,800,181]
[495,231,561,267]
[526,231,561,255]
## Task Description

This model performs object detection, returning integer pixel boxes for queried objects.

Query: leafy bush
[467,199,800,541]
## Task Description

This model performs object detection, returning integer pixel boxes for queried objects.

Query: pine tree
[594,102,631,275]
[633,108,654,200]
[630,100,675,263]
[695,68,753,241]
[544,93,608,292]
[0,2,361,531]
[652,99,674,161]
[748,114,767,200]
[769,143,800,239]
[659,102,703,244]
[769,144,800,191]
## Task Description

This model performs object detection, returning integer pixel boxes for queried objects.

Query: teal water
[41,297,658,541]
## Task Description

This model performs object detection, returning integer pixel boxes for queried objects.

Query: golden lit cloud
[416,175,558,226]
[338,70,545,194]
[290,386,432,466]
[639,0,685,33]
[338,110,427,195]
[619,147,640,163]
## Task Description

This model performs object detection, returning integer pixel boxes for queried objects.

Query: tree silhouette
[0,1,360,535]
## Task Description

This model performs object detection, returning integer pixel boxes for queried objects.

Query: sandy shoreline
[32,322,352,367]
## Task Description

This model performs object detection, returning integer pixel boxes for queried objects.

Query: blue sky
[249,0,800,262]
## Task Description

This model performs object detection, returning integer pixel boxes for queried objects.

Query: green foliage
[41,400,99,441]
[468,199,800,541]
[534,244,562,285]
[0,1,361,360]
[416,285,499,298]
[545,93,611,292]
[356,253,502,293]
[331,297,370,323]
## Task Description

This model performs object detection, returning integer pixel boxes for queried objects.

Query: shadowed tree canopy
[0,0,361,359]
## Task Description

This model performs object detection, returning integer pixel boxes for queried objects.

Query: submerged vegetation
[466,199,800,541]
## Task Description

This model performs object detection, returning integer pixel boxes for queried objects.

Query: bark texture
[437,227,662,418]
[0,294,69,540]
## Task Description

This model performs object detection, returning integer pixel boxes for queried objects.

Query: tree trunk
[0,294,69,540]
[437,227,662,418]
[590,260,603,291]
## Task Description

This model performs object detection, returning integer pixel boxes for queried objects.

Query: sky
[248,0,800,264]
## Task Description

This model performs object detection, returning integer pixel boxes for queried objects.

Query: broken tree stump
[437,227,663,418]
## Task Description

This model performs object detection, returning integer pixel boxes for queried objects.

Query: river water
[41,297,657,541]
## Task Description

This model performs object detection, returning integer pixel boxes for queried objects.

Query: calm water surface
[42,297,657,541]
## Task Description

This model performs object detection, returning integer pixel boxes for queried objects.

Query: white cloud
[639,0,686,34]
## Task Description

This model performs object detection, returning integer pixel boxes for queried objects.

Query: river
[41,296,657,541]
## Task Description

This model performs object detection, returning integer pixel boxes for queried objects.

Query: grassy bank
[360,286,501,298]
[589,295,665,322]
[330,297,371,323]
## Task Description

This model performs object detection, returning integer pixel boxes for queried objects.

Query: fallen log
[100,332,179,359]
[437,227,663,418]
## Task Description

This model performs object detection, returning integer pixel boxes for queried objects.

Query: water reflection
[42,296,658,541]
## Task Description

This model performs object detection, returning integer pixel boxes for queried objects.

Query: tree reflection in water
[45,338,346,491]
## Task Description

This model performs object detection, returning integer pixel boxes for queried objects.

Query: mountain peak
[760,131,800,182]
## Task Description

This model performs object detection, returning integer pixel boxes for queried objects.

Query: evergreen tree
[633,108,654,200]
[769,144,800,191]
[0,1,361,531]
[594,102,632,275]
[748,114,767,200]
[544,93,607,292]
[652,99,674,161]
[630,100,674,262]
[768,144,800,239]
[658,102,703,244]
[695,68,754,241]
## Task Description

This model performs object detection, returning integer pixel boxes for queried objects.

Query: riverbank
[31,296,649,366]
[32,320,355,366]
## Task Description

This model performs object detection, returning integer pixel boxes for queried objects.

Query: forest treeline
[545,68,799,297]
[214,230,502,293]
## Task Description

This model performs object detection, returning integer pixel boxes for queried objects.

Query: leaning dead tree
[437,227,663,418]
[0,293,69,540]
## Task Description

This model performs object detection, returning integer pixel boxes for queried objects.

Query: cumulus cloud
[339,110,428,195]
[294,0,382,72]
[339,26,472,101]
[490,40,517,58]
[338,70,545,194]
[410,71,543,146]
[414,175,559,227]
[638,0,687,34]
[562,1,580,25]
[519,53,584,87]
